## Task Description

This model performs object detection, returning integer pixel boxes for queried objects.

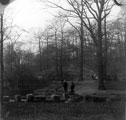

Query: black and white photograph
[0,0,125,120]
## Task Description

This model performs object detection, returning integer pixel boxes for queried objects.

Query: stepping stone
[15,95,21,102]
[51,94,60,101]
[34,95,46,102]
[26,94,34,102]
[3,96,10,102]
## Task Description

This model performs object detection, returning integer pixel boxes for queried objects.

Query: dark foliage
[3,101,125,120]
[0,0,10,5]
[4,65,51,96]
[41,70,75,82]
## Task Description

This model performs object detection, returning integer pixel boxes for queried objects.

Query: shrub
[42,71,74,81]
[5,65,39,91]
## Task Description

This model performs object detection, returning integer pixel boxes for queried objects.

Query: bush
[42,71,74,81]
[5,65,43,94]
[34,95,46,102]
[62,93,69,100]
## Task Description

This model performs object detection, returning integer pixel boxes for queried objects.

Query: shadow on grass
[3,101,125,120]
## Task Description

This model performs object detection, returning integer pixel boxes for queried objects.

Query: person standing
[71,81,75,93]
[63,80,68,92]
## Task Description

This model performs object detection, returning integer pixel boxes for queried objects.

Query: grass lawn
[105,81,126,90]
[3,80,126,120]
[3,101,125,120]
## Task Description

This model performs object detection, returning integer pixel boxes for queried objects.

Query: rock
[65,93,83,103]
[15,95,21,102]
[106,98,111,102]
[62,93,69,100]
[26,94,34,102]
[65,98,74,103]
[34,95,46,102]
[3,96,10,102]
[73,95,83,102]
[51,94,60,100]
[85,94,114,102]
[71,94,83,102]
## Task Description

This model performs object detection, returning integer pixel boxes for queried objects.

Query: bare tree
[48,19,59,77]
[51,15,67,83]
[33,31,44,72]
[44,0,113,89]
[0,13,4,120]
[0,10,27,119]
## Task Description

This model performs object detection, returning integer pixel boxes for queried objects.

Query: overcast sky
[1,0,122,51]
[4,0,56,31]
[4,0,121,32]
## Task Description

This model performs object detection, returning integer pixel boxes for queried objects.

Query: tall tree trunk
[79,0,84,81]
[39,39,42,72]
[54,31,59,81]
[55,31,58,73]
[60,31,63,84]
[79,22,84,81]
[103,11,107,82]
[97,18,105,90]
[46,35,49,70]
[0,13,4,120]
[124,30,126,61]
